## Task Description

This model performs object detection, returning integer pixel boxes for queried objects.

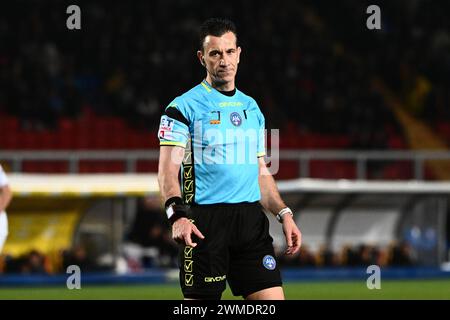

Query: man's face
[198,31,241,85]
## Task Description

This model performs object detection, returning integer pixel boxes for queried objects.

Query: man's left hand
[282,215,302,255]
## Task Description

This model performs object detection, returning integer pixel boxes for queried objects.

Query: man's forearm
[158,146,184,202]
[158,173,182,202]
[259,174,286,216]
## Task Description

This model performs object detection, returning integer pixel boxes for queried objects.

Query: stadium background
[0,0,450,299]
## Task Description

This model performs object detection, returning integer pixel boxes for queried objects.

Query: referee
[158,18,301,300]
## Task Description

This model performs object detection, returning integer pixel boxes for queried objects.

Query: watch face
[166,206,175,219]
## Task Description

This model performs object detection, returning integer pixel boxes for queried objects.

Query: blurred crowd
[0,241,416,275]
[1,0,449,149]
[0,246,110,275]
[0,195,178,275]
[0,195,420,274]
[1,250,50,274]
[277,242,416,268]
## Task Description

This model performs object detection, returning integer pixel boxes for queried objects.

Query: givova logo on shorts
[204,275,226,282]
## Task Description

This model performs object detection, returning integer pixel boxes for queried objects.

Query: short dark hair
[199,18,238,51]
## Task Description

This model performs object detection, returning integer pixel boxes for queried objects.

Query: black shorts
[179,202,282,299]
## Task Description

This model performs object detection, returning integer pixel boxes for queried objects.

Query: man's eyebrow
[208,49,222,54]
[209,47,236,53]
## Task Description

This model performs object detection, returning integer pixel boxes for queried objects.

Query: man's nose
[219,57,228,66]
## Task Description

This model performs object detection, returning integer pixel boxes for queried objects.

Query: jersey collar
[201,79,237,97]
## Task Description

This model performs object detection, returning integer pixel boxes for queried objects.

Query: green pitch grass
[0,279,449,300]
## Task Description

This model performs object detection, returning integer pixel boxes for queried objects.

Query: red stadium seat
[310,160,356,180]
[273,160,300,180]
[22,161,68,173]
[0,116,19,132]
[136,160,159,173]
[79,160,125,173]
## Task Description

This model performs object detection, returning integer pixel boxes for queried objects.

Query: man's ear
[197,50,205,66]
[237,46,242,64]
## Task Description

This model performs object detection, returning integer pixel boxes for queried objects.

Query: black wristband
[165,196,189,225]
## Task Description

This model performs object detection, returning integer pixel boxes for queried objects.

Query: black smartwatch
[165,196,189,225]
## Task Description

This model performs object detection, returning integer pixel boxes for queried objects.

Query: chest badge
[230,112,242,126]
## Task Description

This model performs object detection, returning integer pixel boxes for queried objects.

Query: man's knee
[245,286,285,300]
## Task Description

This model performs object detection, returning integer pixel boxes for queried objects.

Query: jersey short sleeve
[254,102,266,158]
[0,165,9,187]
[158,98,191,148]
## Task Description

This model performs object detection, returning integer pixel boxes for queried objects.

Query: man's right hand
[172,217,205,247]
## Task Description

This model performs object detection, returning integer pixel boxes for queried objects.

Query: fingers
[184,232,197,247]
[179,222,205,248]
[285,239,294,255]
[290,232,301,255]
[284,228,294,255]
[286,232,293,248]
[192,225,205,240]
[285,230,302,255]
[285,243,294,255]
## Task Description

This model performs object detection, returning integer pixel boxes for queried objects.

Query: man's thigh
[179,207,229,299]
[227,209,283,298]
[245,286,284,300]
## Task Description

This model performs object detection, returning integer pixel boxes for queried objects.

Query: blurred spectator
[125,196,178,268]
[62,245,98,271]
[390,241,415,266]
[3,250,50,274]
[297,245,317,267]
[25,250,48,274]
[317,244,338,267]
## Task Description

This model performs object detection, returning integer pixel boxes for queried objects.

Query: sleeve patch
[158,115,175,140]
[160,115,175,131]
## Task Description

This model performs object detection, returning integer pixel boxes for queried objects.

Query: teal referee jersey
[158,80,266,205]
